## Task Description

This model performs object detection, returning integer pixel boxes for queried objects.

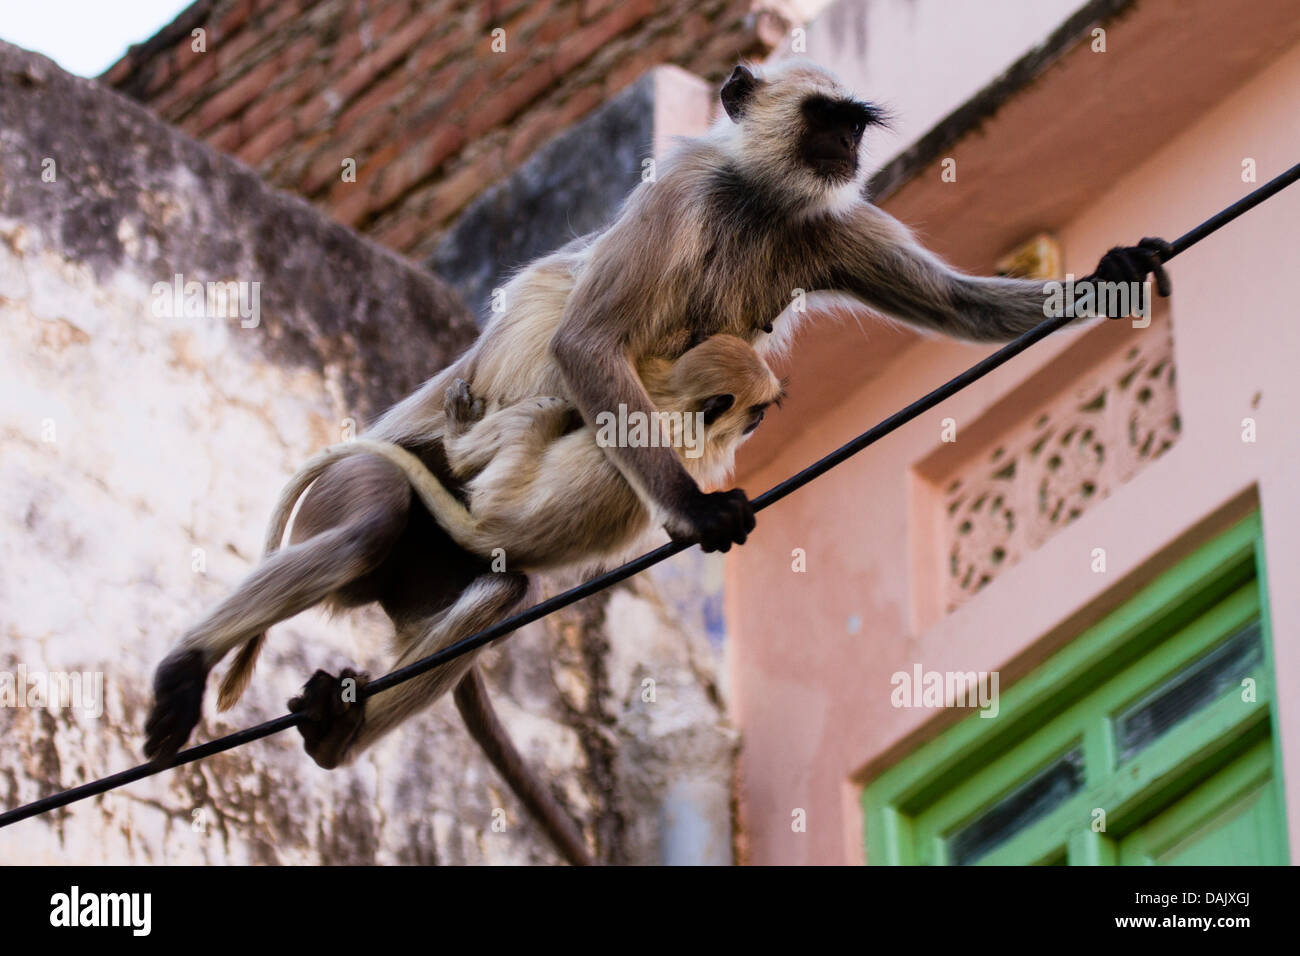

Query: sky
[0,0,194,77]
[0,1,841,79]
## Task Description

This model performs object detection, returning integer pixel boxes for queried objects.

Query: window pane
[947,747,1085,865]
[1114,620,1263,764]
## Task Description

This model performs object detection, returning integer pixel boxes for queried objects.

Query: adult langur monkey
[144,59,1171,863]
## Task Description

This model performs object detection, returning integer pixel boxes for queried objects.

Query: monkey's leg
[453,666,594,865]
[289,571,530,769]
[445,397,577,476]
[144,455,410,761]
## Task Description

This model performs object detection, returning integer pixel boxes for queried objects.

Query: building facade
[727,0,1300,864]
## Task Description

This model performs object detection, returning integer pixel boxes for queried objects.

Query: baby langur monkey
[417,333,784,569]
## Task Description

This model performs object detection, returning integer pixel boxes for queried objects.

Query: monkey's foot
[288,668,369,770]
[143,648,209,763]
[444,378,485,435]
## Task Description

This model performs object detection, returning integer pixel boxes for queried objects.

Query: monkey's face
[717,61,889,201]
[797,95,884,185]
[674,336,785,452]
[698,382,784,449]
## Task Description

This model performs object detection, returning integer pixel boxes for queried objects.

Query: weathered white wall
[0,42,737,865]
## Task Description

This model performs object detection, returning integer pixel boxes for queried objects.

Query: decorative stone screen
[937,322,1180,613]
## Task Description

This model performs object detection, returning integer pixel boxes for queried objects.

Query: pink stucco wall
[727,35,1300,865]
[804,0,1082,173]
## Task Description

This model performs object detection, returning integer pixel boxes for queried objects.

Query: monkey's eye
[851,120,865,137]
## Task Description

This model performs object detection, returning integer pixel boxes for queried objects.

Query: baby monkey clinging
[424,331,784,568]
[254,333,784,588]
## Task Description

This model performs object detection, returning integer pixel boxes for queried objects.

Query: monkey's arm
[550,300,753,553]
[822,203,1051,341]
[825,204,1170,342]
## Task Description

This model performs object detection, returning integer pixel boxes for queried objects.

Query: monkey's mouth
[809,155,858,183]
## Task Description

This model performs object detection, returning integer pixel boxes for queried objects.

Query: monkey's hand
[444,378,485,436]
[1084,237,1173,315]
[143,648,208,763]
[288,667,369,770]
[668,487,756,553]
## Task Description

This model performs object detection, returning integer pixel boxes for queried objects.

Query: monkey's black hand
[1084,237,1173,315]
[671,488,756,553]
[143,648,209,763]
[289,667,369,770]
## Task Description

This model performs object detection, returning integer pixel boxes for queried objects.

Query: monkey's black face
[798,96,885,183]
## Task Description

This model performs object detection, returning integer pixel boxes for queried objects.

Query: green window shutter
[863,513,1289,866]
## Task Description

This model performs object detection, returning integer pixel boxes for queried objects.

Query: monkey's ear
[721,65,759,122]
[700,394,736,425]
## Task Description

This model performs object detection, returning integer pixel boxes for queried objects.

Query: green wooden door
[1117,738,1285,865]
[863,514,1289,866]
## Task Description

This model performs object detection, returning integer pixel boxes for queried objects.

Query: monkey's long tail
[454,666,594,865]
[215,438,487,711]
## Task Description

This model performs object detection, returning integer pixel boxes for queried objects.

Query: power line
[2,160,1297,830]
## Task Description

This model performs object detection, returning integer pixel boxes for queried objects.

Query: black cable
[2,161,1297,830]
[1163,160,1300,258]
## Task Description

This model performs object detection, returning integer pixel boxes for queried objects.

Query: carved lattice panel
[941,326,1180,613]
